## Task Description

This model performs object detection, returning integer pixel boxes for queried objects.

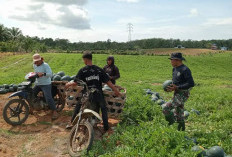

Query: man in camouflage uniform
[162,52,194,131]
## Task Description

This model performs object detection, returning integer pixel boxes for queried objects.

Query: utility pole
[128,23,133,42]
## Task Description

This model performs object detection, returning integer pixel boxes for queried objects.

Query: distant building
[211,44,217,50]
[174,45,185,49]
[221,47,228,51]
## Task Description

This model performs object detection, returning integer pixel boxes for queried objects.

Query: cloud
[32,0,88,6]
[1,0,90,30]
[203,18,232,26]
[189,8,198,17]
[116,0,139,3]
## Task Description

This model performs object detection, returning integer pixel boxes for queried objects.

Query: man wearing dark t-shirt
[162,52,194,131]
[66,52,120,132]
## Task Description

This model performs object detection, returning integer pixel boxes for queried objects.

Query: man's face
[34,60,43,66]
[83,58,88,65]
[107,59,113,65]
[170,59,181,67]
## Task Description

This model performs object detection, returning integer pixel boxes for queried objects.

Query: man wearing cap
[162,52,194,131]
[65,52,120,132]
[32,53,59,120]
[103,56,120,84]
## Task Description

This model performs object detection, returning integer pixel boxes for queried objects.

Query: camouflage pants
[162,90,190,122]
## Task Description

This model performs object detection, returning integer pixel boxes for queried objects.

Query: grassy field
[0,50,232,156]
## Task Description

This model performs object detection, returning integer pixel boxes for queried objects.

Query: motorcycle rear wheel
[68,121,94,157]
[3,99,29,126]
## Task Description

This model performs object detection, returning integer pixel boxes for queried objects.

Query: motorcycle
[68,80,102,157]
[3,72,65,126]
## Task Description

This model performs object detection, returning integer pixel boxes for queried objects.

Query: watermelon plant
[0,52,232,156]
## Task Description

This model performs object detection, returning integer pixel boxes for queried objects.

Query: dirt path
[0,93,119,157]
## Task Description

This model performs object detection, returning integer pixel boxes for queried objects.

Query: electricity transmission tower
[128,23,133,42]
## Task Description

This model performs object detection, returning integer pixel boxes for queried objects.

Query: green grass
[0,52,232,156]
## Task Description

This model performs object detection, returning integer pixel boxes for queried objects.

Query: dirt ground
[0,93,119,157]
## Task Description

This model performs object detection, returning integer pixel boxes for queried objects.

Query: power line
[128,23,133,42]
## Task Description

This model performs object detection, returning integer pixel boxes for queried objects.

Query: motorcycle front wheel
[68,121,94,157]
[3,99,29,126]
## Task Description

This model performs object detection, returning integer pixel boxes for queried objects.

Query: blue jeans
[33,84,56,111]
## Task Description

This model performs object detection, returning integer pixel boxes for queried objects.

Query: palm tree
[8,27,22,40]
[0,24,9,41]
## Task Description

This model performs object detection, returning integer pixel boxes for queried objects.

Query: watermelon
[151,96,159,102]
[17,87,24,91]
[68,96,74,100]
[102,84,112,91]
[9,87,14,92]
[13,85,18,91]
[0,89,7,94]
[145,89,154,95]
[184,111,190,119]
[191,146,207,157]
[3,84,9,89]
[191,108,200,115]
[71,75,76,80]
[154,92,160,98]
[61,75,71,81]
[163,80,173,91]
[53,75,61,81]
[206,146,225,157]
[157,99,165,105]
[51,73,56,80]
[57,71,65,77]
[115,103,121,106]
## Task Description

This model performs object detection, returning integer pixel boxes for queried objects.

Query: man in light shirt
[33,53,59,120]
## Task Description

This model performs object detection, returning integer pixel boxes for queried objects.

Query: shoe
[66,123,73,129]
[51,111,59,120]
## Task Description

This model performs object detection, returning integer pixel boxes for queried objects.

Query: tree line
[0,23,231,53]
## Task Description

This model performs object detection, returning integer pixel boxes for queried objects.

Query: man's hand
[166,84,178,92]
[114,89,121,97]
[37,72,44,77]
[65,82,77,89]
[106,81,121,97]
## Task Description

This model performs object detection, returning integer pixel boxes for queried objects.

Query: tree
[0,24,9,41]
[7,27,22,41]
[21,36,35,52]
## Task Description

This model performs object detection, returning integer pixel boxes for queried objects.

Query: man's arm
[112,66,120,80]
[167,69,194,91]
[106,81,120,96]
[36,64,53,78]
[44,64,53,78]
[177,69,194,90]
[66,70,82,88]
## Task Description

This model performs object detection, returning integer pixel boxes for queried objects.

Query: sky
[0,0,231,42]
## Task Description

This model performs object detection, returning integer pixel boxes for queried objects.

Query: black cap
[82,51,92,60]
[169,52,185,60]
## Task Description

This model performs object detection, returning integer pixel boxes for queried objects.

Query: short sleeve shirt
[75,65,110,91]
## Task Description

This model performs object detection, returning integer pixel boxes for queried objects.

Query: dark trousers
[71,94,109,131]
[33,84,56,111]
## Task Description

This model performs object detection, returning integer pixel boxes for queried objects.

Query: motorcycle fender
[9,91,27,99]
[72,109,102,124]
